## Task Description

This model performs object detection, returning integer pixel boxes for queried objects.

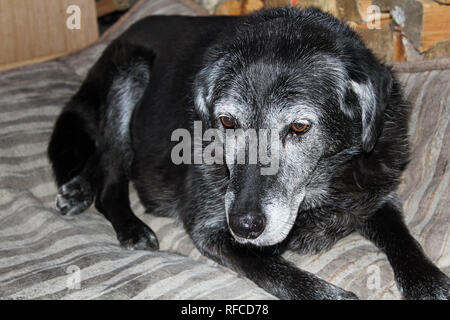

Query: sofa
[0,0,448,299]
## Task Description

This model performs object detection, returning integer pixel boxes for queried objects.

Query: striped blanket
[0,0,449,300]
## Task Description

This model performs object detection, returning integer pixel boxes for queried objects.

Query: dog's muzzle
[228,212,266,240]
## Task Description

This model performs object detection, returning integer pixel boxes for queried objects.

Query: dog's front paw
[117,221,159,251]
[398,264,450,300]
[56,176,93,216]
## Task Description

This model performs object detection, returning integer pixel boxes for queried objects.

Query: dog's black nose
[229,212,266,239]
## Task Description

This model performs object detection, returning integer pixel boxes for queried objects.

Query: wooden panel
[297,0,390,24]
[265,0,291,7]
[243,0,264,14]
[215,0,244,15]
[393,25,406,62]
[62,0,99,53]
[96,0,117,16]
[215,0,264,15]
[424,39,450,59]
[0,0,98,71]
[392,0,450,52]
[372,0,394,11]
[419,0,450,51]
[352,18,398,61]
[297,0,338,16]
[96,0,136,17]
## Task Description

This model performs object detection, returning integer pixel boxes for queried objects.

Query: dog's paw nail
[56,195,69,212]
[55,176,93,216]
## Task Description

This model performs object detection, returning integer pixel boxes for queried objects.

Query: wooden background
[208,0,450,61]
[1,0,449,71]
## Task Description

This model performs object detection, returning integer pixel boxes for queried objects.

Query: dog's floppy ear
[193,56,227,127]
[349,66,392,153]
[193,84,211,126]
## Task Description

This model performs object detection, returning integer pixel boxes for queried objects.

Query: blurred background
[0,0,449,72]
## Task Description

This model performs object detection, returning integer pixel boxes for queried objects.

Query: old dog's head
[194,7,393,247]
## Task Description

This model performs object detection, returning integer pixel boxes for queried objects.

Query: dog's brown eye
[291,123,309,134]
[220,116,235,129]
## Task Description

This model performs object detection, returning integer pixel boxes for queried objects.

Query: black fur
[48,7,449,299]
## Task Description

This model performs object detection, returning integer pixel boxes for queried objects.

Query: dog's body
[48,8,449,299]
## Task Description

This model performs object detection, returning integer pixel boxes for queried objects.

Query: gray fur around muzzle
[225,164,306,246]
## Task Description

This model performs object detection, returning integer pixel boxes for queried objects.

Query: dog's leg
[55,154,98,216]
[191,227,357,300]
[356,199,450,299]
[94,156,159,251]
[49,108,97,216]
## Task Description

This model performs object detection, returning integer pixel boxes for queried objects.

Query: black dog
[48,7,450,299]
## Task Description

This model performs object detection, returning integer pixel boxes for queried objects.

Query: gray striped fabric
[0,0,449,300]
